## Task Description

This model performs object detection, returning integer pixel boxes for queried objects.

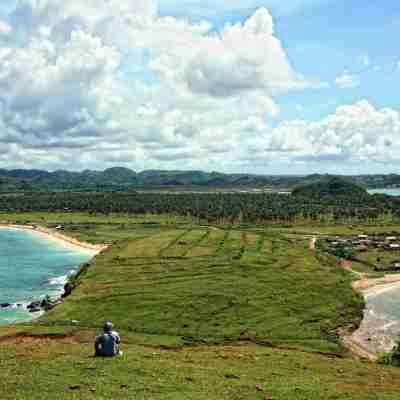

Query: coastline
[0,224,108,325]
[343,270,400,360]
[0,223,109,254]
[352,274,400,295]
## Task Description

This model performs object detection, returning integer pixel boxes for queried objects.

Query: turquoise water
[368,189,400,196]
[0,228,95,325]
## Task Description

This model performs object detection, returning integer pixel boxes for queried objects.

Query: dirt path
[340,258,400,292]
[309,237,317,250]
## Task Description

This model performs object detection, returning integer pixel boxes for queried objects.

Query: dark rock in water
[40,295,62,311]
[16,304,23,307]
[0,303,11,308]
[29,307,42,313]
[40,297,50,309]
[27,301,41,310]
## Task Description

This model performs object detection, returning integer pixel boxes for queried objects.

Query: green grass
[270,224,400,236]
[2,339,400,400]
[1,213,400,399]
[38,229,362,351]
[357,249,400,269]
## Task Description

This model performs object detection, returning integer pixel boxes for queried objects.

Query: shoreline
[0,224,109,254]
[352,274,400,295]
[0,224,108,325]
[343,266,400,359]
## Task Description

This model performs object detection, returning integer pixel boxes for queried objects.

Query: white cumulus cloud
[262,100,400,165]
[0,0,316,171]
[335,71,360,89]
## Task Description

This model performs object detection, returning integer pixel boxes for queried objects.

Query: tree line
[0,191,399,224]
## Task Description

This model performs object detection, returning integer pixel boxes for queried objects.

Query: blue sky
[0,0,399,174]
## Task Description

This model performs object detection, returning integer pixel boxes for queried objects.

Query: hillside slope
[0,214,400,399]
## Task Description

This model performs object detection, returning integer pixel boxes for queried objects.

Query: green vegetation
[39,227,362,350]
[379,339,400,367]
[0,187,399,224]
[292,177,368,198]
[331,244,356,260]
[2,213,400,399]
[357,249,400,270]
[1,168,400,192]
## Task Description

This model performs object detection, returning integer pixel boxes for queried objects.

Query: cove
[0,228,95,325]
[351,283,400,354]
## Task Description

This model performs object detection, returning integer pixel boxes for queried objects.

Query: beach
[0,225,108,325]
[0,223,108,254]
[345,272,400,358]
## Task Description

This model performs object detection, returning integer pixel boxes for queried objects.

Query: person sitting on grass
[95,321,122,357]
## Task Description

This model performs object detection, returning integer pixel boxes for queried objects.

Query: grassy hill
[1,214,400,399]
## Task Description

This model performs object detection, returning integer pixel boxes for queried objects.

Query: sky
[0,0,400,174]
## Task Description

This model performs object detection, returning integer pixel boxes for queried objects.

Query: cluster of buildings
[325,234,400,252]
[324,234,400,271]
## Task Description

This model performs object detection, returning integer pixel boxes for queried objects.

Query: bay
[0,228,95,325]
[368,188,400,196]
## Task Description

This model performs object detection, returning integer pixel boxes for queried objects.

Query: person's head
[103,321,114,333]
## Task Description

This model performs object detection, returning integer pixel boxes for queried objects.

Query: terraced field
[37,226,361,351]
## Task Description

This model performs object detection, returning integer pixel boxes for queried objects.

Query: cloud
[335,71,360,89]
[0,20,11,35]
[0,1,318,171]
[183,8,308,98]
[362,55,370,68]
[262,100,400,165]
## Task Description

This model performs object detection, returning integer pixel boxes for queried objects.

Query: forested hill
[292,177,368,198]
[0,168,399,192]
[0,168,301,191]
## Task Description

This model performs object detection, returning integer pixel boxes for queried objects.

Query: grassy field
[1,213,400,399]
[357,249,400,269]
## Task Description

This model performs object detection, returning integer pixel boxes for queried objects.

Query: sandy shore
[353,274,400,295]
[342,264,400,359]
[0,224,109,254]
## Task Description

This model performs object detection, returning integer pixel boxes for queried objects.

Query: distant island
[0,167,400,192]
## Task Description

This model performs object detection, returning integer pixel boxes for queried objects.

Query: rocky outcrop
[26,296,62,313]
[27,301,42,313]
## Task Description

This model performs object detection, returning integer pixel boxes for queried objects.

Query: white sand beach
[0,224,108,254]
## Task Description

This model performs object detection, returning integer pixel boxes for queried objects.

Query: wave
[47,269,77,286]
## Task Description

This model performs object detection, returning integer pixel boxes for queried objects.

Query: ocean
[368,188,400,196]
[0,228,95,325]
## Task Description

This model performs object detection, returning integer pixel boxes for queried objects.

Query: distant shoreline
[0,224,108,254]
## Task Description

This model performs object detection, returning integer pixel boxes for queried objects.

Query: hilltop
[2,213,400,398]
[292,176,369,198]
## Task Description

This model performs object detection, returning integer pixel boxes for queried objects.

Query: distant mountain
[0,168,302,191]
[292,176,368,198]
[0,168,399,192]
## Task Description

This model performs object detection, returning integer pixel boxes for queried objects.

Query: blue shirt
[95,331,121,357]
